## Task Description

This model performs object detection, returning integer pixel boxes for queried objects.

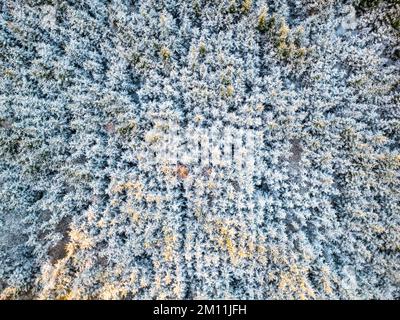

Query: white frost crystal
[341,5,357,31]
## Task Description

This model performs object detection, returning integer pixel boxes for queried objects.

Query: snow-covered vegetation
[0,0,399,299]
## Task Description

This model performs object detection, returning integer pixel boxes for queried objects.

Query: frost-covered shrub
[0,0,399,300]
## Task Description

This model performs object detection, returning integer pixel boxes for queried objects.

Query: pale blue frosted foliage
[0,0,399,299]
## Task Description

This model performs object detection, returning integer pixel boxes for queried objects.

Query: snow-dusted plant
[0,0,399,300]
